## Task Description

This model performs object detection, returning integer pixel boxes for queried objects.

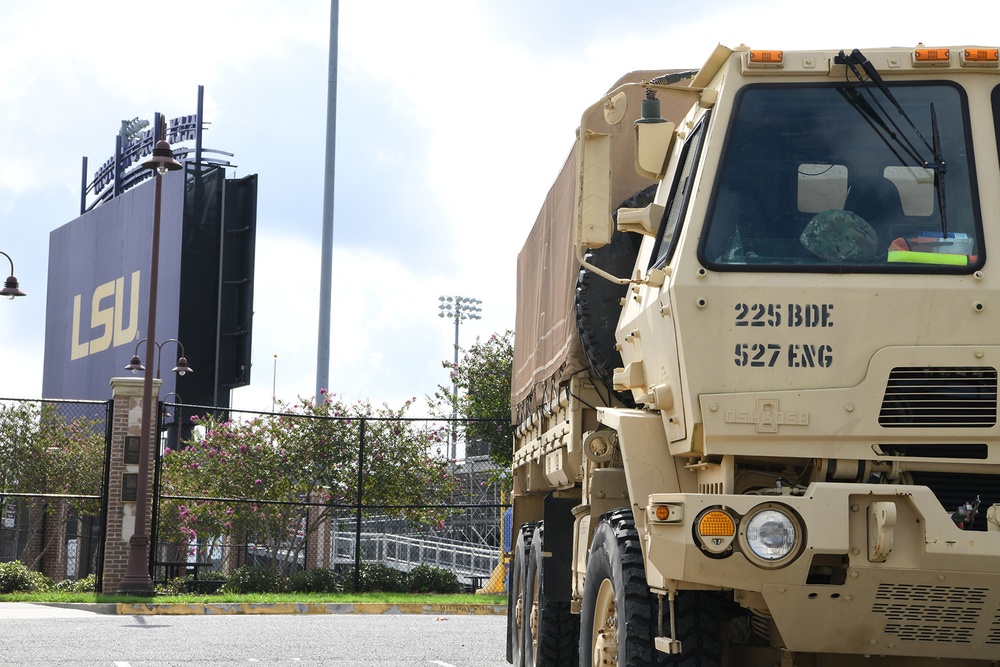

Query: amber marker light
[914,48,950,63]
[748,50,783,65]
[698,510,736,537]
[694,508,737,556]
[962,48,1000,67]
[965,48,1000,61]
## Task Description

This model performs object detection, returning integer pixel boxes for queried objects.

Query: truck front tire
[580,510,723,667]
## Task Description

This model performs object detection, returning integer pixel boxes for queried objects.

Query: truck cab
[509,44,1000,667]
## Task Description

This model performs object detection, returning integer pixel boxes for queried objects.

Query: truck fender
[595,407,684,551]
[540,490,578,603]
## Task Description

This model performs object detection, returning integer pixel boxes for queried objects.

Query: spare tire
[575,185,657,407]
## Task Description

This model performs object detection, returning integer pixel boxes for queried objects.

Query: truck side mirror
[617,203,665,237]
[577,131,613,249]
[634,120,675,179]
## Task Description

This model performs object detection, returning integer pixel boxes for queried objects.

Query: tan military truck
[507,44,1000,667]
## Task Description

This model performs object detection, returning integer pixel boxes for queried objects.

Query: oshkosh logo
[70,271,140,360]
[724,399,809,433]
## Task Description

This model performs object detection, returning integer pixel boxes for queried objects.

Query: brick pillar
[39,498,69,581]
[102,376,160,593]
[21,498,45,567]
[305,492,331,571]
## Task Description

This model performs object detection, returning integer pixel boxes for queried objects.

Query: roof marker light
[962,48,1000,67]
[913,48,951,65]
[747,50,783,68]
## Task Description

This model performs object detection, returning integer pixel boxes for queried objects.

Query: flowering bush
[159,395,458,573]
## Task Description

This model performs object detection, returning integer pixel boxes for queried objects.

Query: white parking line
[430,661,455,667]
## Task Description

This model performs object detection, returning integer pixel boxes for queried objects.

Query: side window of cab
[649,120,707,269]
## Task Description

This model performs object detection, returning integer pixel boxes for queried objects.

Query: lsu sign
[70,271,140,360]
[43,172,184,401]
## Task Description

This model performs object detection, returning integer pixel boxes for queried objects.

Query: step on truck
[506,44,1000,667]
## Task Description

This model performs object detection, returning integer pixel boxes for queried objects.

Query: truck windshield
[700,82,982,272]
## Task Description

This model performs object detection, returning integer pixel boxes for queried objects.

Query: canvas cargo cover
[512,70,696,421]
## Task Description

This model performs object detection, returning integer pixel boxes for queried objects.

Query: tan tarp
[512,71,696,421]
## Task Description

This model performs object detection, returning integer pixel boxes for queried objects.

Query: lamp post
[437,295,482,461]
[125,338,193,379]
[117,137,182,594]
[0,251,26,299]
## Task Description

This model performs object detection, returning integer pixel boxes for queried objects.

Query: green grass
[0,591,508,605]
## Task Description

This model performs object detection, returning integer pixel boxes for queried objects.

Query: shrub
[55,574,96,593]
[287,567,341,594]
[407,565,461,594]
[221,566,284,594]
[0,561,53,594]
[342,563,408,593]
[155,578,185,596]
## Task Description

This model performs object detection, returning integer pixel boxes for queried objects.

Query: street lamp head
[0,251,25,299]
[142,140,183,175]
[1,275,25,300]
[125,354,145,374]
[172,356,193,376]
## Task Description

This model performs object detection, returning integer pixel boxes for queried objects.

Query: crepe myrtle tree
[0,401,106,568]
[430,330,514,471]
[159,394,459,574]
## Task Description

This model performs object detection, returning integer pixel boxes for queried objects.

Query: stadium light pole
[437,296,482,461]
[0,251,26,299]
[117,137,182,595]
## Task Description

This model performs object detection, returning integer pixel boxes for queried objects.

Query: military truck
[507,44,1000,666]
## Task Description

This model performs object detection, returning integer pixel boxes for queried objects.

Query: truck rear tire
[508,523,535,666]
[580,510,723,667]
[523,522,579,667]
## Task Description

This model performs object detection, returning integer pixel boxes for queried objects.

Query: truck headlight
[740,505,803,568]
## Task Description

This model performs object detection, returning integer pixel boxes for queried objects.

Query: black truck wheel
[523,522,579,667]
[508,522,535,666]
[579,510,722,667]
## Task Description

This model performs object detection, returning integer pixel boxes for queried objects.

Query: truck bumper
[644,483,1000,660]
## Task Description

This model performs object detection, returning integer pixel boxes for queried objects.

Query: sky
[2,0,999,414]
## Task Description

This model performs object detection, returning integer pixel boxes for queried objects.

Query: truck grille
[872,583,990,644]
[879,366,997,428]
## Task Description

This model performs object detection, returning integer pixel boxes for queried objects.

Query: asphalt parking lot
[0,603,510,666]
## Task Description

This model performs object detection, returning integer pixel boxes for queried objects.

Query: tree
[431,330,514,471]
[0,401,106,567]
[159,395,458,574]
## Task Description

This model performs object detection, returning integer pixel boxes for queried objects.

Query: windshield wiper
[836,48,949,236]
[929,103,949,236]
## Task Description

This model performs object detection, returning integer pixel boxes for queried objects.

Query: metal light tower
[438,295,482,461]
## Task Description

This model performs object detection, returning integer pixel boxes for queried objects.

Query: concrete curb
[37,602,119,615]
[115,602,507,616]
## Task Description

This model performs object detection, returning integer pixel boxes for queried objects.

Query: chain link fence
[0,397,512,595]
[0,398,111,586]
[152,404,511,595]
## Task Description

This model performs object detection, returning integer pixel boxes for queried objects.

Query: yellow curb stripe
[116,602,507,616]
